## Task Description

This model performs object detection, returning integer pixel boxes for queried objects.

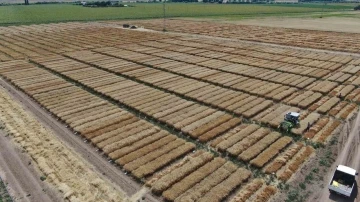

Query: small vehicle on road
[328,165,358,197]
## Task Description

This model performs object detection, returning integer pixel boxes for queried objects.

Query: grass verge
[0,3,355,26]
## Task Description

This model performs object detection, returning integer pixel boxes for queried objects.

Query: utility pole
[163,0,166,32]
[320,0,326,18]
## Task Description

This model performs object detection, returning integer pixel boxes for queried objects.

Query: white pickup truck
[328,165,358,197]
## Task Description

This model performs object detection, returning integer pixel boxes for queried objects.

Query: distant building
[110,0,119,5]
[273,0,298,3]
[121,0,142,2]
[237,0,253,2]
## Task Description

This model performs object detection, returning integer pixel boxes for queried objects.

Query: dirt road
[0,131,60,202]
[0,78,160,202]
[309,112,360,202]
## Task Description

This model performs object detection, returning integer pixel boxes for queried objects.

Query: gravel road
[0,131,60,202]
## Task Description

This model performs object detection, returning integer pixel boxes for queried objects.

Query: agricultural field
[0,18,359,202]
[0,3,355,25]
[123,19,360,53]
[0,85,131,201]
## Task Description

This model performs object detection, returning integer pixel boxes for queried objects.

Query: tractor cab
[284,112,300,125]
[279,112,300,132]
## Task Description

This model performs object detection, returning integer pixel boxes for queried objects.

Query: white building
[236,0,253,3]
[273,0,298,3]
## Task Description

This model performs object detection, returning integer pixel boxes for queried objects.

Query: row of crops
[31,52,350,144]
[120,19,360,53]
[68,49,355,123]
[113,38,359,89]
[25,52,343,174]
[102,37,360,117]
[64,49,357,121]
[0,26,171,61]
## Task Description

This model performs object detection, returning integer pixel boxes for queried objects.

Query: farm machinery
[328,165,358,197]
[279,112,300,132]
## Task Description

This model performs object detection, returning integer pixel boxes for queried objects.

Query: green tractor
[279,112,300,133]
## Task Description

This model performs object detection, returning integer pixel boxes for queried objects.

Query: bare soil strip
[0,177,12,202]
[0,131,59,202]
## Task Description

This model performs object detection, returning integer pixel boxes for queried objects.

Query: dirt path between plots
[0,131,60,202]
[308,112,360,202]
[0,77,160,202]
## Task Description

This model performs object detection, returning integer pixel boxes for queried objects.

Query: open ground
[0,3,360,202]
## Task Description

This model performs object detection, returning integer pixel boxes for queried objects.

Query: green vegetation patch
[0,178,12,202]
[0,3,354,25]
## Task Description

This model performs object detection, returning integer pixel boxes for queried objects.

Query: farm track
[0,130,57,202]
[0,78,160,202]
